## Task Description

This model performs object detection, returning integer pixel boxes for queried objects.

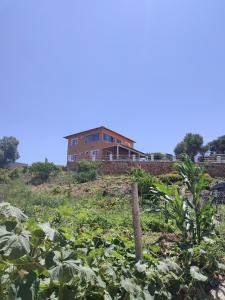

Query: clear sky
[0,0,225,165]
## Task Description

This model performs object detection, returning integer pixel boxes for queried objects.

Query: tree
[207,135,225,154]
[0,136,20,167]
[174,133,203,161]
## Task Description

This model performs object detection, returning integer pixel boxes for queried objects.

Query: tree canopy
[207,135,225,154]
[0,137,20,167]
[174,133,203,160]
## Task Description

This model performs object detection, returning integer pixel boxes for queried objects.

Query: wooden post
[131,182,142,261]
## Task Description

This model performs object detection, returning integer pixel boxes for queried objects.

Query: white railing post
[132,154,136,162]
[217,156,222,163]
[109,153,113,161]
[151,154,154,161]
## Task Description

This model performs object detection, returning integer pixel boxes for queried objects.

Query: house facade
[64,126,147,164]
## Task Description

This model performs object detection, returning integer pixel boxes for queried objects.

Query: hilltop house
[64,126,147,164]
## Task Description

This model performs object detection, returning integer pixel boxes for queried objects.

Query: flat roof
[64,126,135,143]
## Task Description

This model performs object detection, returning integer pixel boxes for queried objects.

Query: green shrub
[75,169,97,183]
[142,214,176,233]
[131,167,158,207]
[158,172,182,185]
[8,168,20,180]
[74,160,98,183]
[0,168,9,184]
[29,162,59,184]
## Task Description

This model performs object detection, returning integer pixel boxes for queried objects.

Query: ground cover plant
[0,158,225,299]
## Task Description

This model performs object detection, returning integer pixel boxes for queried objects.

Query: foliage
[0,166,224,299]
[8,169,20,180]
[174,133,204,161]
[0,168,10,184]
[29,162,60,184]
[0,201,223,300]
[148,156,216,245]
[131,167,160,207]
[74,160,98,183]
[146,152,164,160]
[0,136,20,167]
[158,172,182,185]
[207,135,225,154]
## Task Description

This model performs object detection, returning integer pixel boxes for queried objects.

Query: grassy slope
[0,174,174,249]
[1,172,224,252]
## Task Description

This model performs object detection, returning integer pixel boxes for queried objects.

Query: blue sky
[0,0,225,164]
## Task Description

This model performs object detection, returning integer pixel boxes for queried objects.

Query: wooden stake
[131,182,142,261]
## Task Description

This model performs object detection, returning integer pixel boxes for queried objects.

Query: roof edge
[63,126,135,143]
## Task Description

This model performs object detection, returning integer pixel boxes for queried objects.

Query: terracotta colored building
[64,126,147,164]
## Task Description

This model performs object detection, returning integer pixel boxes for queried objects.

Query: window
[103,133,115,143]
[117,139,122,144]
[71,154,78,161]
[85,132,100,143]
[71,139,78,145]
[90,150,98,156]
[68,154,78,162]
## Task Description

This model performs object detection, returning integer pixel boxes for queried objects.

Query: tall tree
[0,136,20,167]
[174,133,203,161]
[207,135,225,154]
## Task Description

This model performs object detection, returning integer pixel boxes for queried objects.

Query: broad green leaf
[78,265,106,288]
[39,223,60,242]
[0,227,30,259]
[190,266,207,282]
[121,277,144,298]
[51,259,78,283]
[9,271,37,300]
[0,202,28,223]
[135,261,147,273]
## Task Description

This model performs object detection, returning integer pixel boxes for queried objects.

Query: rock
[209,282,225,300]
[211,182,225,192]
[210,182,225,204]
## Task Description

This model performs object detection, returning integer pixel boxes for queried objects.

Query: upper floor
[64,126,135,153]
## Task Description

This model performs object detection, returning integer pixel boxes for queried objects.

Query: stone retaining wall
[68,161,225,177]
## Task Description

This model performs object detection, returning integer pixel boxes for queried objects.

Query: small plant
[148,156,216,246]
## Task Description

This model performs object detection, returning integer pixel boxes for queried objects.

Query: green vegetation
[174,133,204,160]
[0,158,225,299]
[74,160,99,183]
[207,135,225,154]
[29,162,60,185]
[0,136,20,167]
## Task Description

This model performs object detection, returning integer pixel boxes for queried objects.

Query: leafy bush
[8,168,20,180]
[131,167,156,196]
[29,162,59,184]
[131,167,160,208]
[0,168,10,184]
[158,172,182,185]
[74,160,98,183]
